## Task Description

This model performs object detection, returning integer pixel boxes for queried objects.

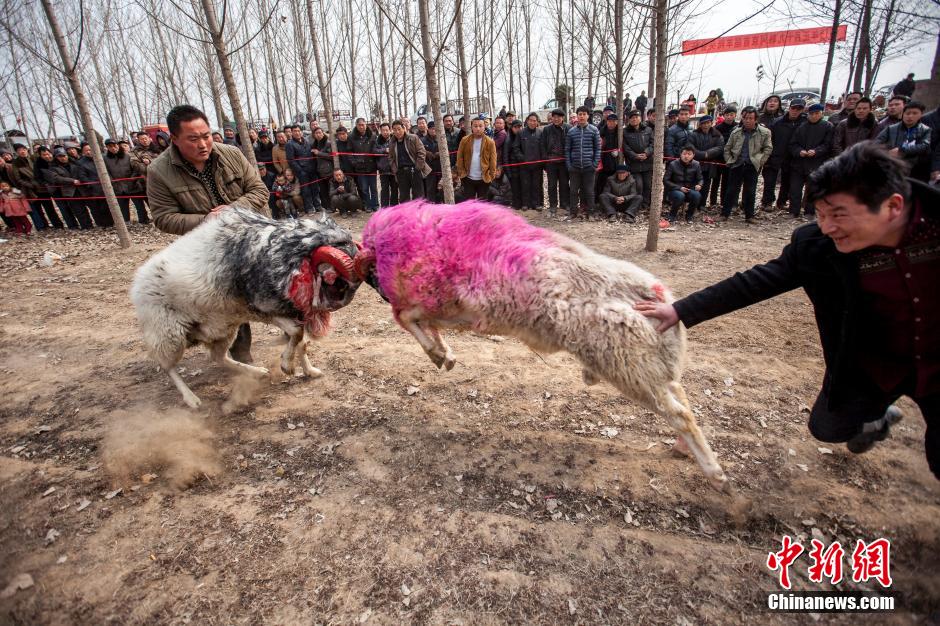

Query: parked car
[533,98,604,125]
[410,96,492,124]
[778,90,821,109]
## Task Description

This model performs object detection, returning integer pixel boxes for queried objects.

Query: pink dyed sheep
[355,200,729,492]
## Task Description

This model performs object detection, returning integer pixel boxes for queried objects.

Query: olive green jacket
[147,142,269,235]
[723,124,773,172]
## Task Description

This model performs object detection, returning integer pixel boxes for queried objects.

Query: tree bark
[347,0,357,119]
[647,12,655,105]
[818,0,842,103]
[39,0,131,248]
[614,0,624,164]
[377,9,392,121]
[306,0,338,168]
[853,0,872,94]
[418,0,455,203]
[645,0,667,252]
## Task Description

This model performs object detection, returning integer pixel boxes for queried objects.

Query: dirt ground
[0,208,938,625]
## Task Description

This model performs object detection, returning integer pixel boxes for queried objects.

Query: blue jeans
[356,175,379,210]
[667,189,702,222]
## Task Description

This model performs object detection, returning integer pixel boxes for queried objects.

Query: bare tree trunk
[647,12,655,104]
[853,0,872,94]
[843,18,860,99]
[378,9,392,121]
[39,0,130,248]
[199,0,258,169]
[818,0,842,103]
[260,0,285,126]
[347,0,357,119]
[867,0,896,94]
[307,0,338,168]
[418,0,455,203]
[614,0,624,164]
[645,0,667,252]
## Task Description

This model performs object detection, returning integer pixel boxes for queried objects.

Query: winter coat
[421,134,441,172]
[349,128,377,174]
[10,156,38,196]
[833,114,879,155]
[456,134,498,183]
[487,174,511,205]
[254,140,274,166]
[502,130,526,177]
[44,161,80,197]
[674,179,940,411]
[104,150,141,195]
[492,129,507,165]
[768,113,806,167]
[374,135,393,175]
[443,128,464,166]
[789,120,834,172]
[311,138,334,179]
[877,114,902,133]
[75,156,102,196]
[32,158,52,194]
[333,137,353,173]
[893,77,915,98]
[621,124,654,173]
[271,143,289,174]
[130,146,158,192]
[757,110,783,129]
[388,133,431,177]
[565,123,601,170]
[663,159,703,191]
[518,125,543,163]
[0,189,31,217]
[724,124,773,171]
[147,142,269,235]
[665,121,694,158]
[715,120,737,142]
[688,127,725,174]
[599,124,621,171]
[601,173,638,198]
[285,138,313,177]
[634,95,648,114]
[329,175,359,199]
[540,122,569,159]
[877,122,932,179]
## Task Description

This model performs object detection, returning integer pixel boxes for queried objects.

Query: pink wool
[361,200,556,317]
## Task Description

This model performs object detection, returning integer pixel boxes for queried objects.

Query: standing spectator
[45,147,92,229]
[634,91,648,116]
[758,95,783,128]
[0,180,32,235]
[920,107,940,184]
[584,95,596,110]
[705,90,719,117]
[597,114,621,197]
[286,125,317,212]
[664,145,704,224]
[131,132,159,213]
[518,113,543,210]
[414,116,428,139]
[833,97,879,155]
[254,130,274,166]
[388,120,430,202]
[623,93,633,114]
[540,108,569,217]
[329,169,362,215]
[599,164,641,222]
[762,99,806,212]
[622,110,654,211]
[645,108,657,133]
[877,101,932,181]
[893,73,916,98]
[256,163,277,217]
[421,122,442,202]
[492,117,507,165]
[564,105,601,221]
[222,127,238,145]
[833,91,862,124]
[349,118,379,211]
[455,118,498,200]
[65,145,81,164]
[877,95,908,132]
[10,144,48,230]
[502,120,525,209]
[154,131,170,153]
[788,104,834,218]
[76,143,114,228]
[712,107,738,208]
[607,91,618,108]
[32,147,64,228]
[665,106,694,157]
[498,105,507,119]
[442,114,464,168]
[104,138,149,224]
[271,130,289,174]
[332,126,353,178]
[310,127,334,209]
[721,106,772,223]
[684,94,698,112]
[374,122,398,207]
[688,115,724,208]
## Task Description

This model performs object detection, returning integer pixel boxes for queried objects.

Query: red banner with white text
[682,25,847,56]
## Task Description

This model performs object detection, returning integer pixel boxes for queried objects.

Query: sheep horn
[311,246,355,282]
[353,248,376,281]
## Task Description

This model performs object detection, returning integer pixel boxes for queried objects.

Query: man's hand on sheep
[206,205,228,220]
[634,300,679,333]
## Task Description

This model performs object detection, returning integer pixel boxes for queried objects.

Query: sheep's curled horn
[312,247,356,285]
[353,247,376,282]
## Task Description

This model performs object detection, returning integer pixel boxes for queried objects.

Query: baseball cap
[790,98,806,108]
[808,104,824,112]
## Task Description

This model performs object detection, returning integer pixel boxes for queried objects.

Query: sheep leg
[656,382,729,493]
[168,366,202,409]
[399,309,448,369]
[297,339,323,378]
[149,329,202,408]
[422,323,456,371]
[271,318,304,376]
[208,338,270,379]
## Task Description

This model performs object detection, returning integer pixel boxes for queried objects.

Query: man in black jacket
[636,142,940,479]
[712,107,738,207]
[540,109,569,217]
[688,115,724,207]
[622,110,654,210]
[762,99,806,212]
[663,146,703,224]
[788,104,833,218]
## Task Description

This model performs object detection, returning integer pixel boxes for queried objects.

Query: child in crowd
[0,181,33,236]
[272,170,302,219]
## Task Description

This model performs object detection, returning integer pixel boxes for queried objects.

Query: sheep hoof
[427,351,446,369]
[182,392,202,409]
[443,355,456,371]
[247,365,270,379]
[280,363,294,376]
[301,366,323,379]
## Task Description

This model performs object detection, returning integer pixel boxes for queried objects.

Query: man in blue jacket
[564,105,601,221]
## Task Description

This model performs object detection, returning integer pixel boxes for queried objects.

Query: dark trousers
[599,192,641,217]
[722,163,758,219]
[520,165,543,208]
[508,173,523,208]
[229,323,252,363]
[667,189,702,221]
[710,166,729,207]
[595,169,613,201]
[83,198,113,227]
[331,193,363,214]
[396,167,423,202]
[699,170,714,207]
[761,162,791,207]
[788,165,817,217]
[118,196,150,223]
[568,168,596,216]
[424,173,441,202]
[810,377,939,480]
[318,179,331,209]
[28,200,48,230]
[356,174,379,210]
[462,177,489,199]
[380,173,398,207]
[58,198,93,229]
[544,162,569,210]
[298,171,319,211]
[34,195,64,228]
[634,170,653,209]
